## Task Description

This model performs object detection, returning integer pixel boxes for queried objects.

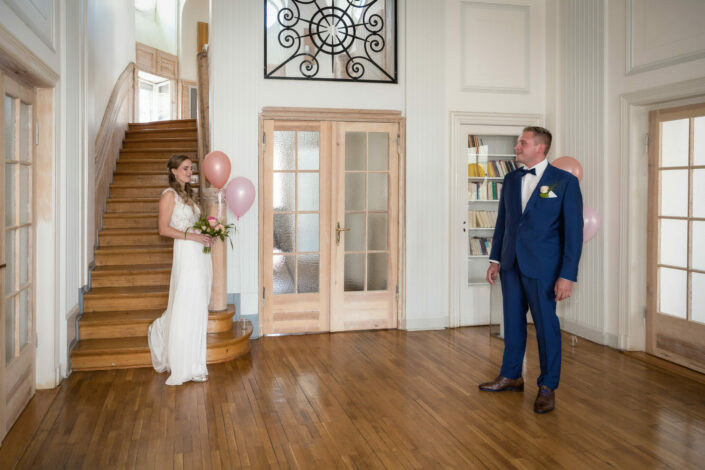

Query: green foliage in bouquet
[189,215,235,253]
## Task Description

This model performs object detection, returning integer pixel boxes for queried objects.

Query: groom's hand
[554,278,573,301]
[486,263,500,285]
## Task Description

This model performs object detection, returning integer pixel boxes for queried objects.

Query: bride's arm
[158,191,211,246]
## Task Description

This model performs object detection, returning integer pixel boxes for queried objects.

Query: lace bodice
[163,188,200,232]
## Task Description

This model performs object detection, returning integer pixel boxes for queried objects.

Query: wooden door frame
[258,108,406,336]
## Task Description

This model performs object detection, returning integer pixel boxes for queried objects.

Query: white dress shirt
[489,159,548,265]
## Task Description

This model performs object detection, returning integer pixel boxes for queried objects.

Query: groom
[479,126,583,414]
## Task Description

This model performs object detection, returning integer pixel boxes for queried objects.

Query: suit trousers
[499,264,562,390]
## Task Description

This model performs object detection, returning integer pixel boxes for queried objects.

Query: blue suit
[489,163,583,390]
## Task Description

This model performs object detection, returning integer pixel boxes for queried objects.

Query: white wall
[179,0,208,82]
[136,0,178,55]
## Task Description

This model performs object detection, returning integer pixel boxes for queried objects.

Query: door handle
[0,263,5,269]
[336,222,350,246]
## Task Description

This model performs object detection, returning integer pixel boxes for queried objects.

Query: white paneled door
[1,73,36,442]
[647,103,705,374]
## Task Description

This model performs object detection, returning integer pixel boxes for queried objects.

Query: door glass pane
[345,132,366,171]
[19,288,28,347]
[273,254,295,294]
[297,173,319,211]
[138,81,153,122]
[4,96,14,160]
[368,173,388,211]
[297,214,319,252]
[368,132,389,171]
[660,170,688,217]
[659,267,687,318]
[344,254,364,291]
[20,165,30,224]
[693,169,705,218]
[5,231,14,294]
[157,82,170,121]
[368,253,388,291]
[273,173,295,211]
[368,213,388,250]
[5,296,14,364]
[692,272,705,325]
[345,212,365,251]
[20,102,30,162]
[345,173,365,211]
[694,116,705,166]
[5,163,16,225]
[20,227,28,285]
[298,131,319,170]
[273,214,294,253]
[297,255,319,293]
[659,219,687,267]
[692,221,705,271]
[661,119,689,167]
[274,131,296,170]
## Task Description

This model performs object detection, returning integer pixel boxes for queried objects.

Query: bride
[149,154,212,385]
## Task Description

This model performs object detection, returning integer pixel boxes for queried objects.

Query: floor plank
[3,327,705,469]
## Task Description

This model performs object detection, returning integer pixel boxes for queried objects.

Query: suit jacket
[489,163,583,282]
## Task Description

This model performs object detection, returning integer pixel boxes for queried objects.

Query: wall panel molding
[3,0,56,51]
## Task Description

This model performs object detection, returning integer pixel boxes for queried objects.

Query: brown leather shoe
[534,386,555,413]
[478,376,524,392]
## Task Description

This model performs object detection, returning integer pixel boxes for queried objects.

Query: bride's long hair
[167,154,198,208]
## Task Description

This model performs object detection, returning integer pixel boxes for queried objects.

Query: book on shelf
[467,210,497,228]
[469,237,493,256]
[468,181,503,201]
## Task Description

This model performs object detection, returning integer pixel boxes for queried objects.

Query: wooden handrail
[196,49,210,193]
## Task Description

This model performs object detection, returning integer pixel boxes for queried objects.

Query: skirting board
[404,316,449,331]
[560,318,620,349]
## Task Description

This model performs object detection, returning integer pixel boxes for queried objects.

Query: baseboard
[559,318,620,349]
[404,316,448,331]
[65,305,81,377]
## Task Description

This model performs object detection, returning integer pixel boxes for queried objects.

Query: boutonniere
[539,184,559,198]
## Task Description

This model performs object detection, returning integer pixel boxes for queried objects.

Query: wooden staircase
[71,119,252,371]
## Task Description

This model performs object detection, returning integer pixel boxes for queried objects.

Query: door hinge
[262,287,266,306]
[395,284,399,300]
[35,125,39,146]
[396,134,400,149]
[262,132,266,153]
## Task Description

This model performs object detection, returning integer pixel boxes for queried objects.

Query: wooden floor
[2,326,705,469]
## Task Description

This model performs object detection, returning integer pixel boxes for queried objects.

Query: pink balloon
[203,150,231,189]
[552,156,583,182]
[583,205,600,243]
[226,177,255,220]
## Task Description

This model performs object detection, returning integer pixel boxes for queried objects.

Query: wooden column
[202,188,227,311]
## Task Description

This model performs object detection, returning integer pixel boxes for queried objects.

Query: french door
[647,102,705,373]
[1,73,36,441]
[260,118,401,335]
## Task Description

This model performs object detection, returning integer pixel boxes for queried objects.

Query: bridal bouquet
[190,216,235,253]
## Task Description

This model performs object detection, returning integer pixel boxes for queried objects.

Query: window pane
[297,255,319,293]
[20,165,30,224]
[692,272,705,325]
[345,212,365,251]
[661,119,689,167]
[368,173,388,211]
[20,102,30,162]
[274,131,295,170]
[659,219,687,267]
[273,173,295,211]
[297,214,319,253]
[273,214,295,253]
[5,163,16,225]
[660,170,688,217]
[19,288,28,347]
[345,132,366,171]
[368,132,389,171]
[5,230,14,294]
[345,173,365,211]
[344,254,364,291]
[20,227,28,285]
[5,296,14,364]
[273,254,295,294]
[367,253,388,291]
[694,116,705,166]
[659,267,687,319]
[368,213,388,250]
[297,173,319,211]
[692,221,705,271]
[297,131,319,170]
[694,169,705,218]
[4,96,15,160]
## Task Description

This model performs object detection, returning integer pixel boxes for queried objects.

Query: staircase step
[123,138,197,150]
[112,172,200,186]
[128,119,196,131]
[99,229,170,247]
[91,263,171,287]
[71,319,252,370]
[78,305,236,339]
[116,159,198,172]
[126,128,197,139]
[102,213,158,229]
[83,286,169,313]
[109,185,198,198]
[94,245,173,266]
[119,149,197,159]
[105,197,160,213]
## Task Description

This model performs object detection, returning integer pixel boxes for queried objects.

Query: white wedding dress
[149,188,212,385]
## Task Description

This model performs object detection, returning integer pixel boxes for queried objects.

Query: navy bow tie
[518,167,536,176]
